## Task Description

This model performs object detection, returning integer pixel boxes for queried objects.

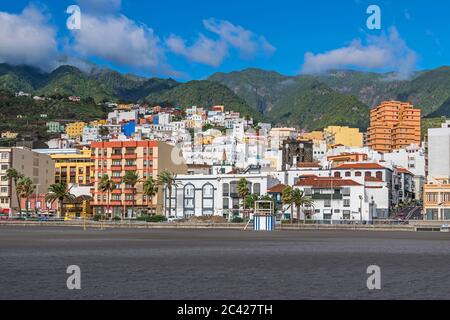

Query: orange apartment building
[90,141,187,218]
[367,101,421,153]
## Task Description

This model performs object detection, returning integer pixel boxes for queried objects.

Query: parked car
[167,216,183,223]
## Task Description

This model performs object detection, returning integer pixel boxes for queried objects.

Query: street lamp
[359,195,363,223]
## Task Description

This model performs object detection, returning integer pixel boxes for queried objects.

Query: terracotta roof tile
[296,177,362,188]
[335,163,387,170]
[268,184,288,193]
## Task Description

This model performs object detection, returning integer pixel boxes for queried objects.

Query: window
[184,184,195,197]
[324,199,331,207]
[1,164,8,170]
[345,171,351,177]
[334,172,341,178]
[343,199,350,207]
[365,172,372,178]
[203,184,213,197]
[253,183,261,196]
[0,187,8,193]
[342,187,350,196]
[223,198,229,209]
[223,183,229,196]
[355,171,362,177]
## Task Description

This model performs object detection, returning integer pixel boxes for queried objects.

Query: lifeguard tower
[251,200,275,231]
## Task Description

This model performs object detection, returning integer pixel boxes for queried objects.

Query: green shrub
[112,216,121,222]
[231,216,244,223]
[92,214,106,221]
[137,215,167,223]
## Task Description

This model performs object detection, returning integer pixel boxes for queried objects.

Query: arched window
[376,171,383,180]
[202,183,214,215]
[334,172,341,178]
[355,171,362,177]
[183,184,195,217]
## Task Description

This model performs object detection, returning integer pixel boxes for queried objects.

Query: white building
[164,173,279,218]
[428,121,450,180]
[294,176,376,223]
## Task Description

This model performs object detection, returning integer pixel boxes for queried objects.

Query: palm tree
[6,168,24,216]
[291,189,315,223]
[122,171,139,219]
[157,170,177,217]
[45,183,76,218]
[282,186,294,223]
[16,177,35,217]
[237,178,250,219]
[99,174,115,219]
[143,176,158,215]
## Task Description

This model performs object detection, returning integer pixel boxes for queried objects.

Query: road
[0,226,449,300]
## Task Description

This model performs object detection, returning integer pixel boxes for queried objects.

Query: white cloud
[301,27,417,78]
[166,19,275,66]
[166,34,228,67]
[203,18,276,58]
[0,5,58,70]
[69,14,166,72]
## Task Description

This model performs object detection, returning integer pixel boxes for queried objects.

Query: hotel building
[367,101,421,153]
[90,141,187,217]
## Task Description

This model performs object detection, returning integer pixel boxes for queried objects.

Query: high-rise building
[90,141,187,218]
[0,147,55,213]
[367,101,421,153]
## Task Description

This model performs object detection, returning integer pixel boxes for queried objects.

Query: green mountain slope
[209,69,370,129]
[267,79,370,130]
[146,80,259,119]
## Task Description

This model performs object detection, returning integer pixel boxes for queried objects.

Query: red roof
[296,177,361,188]
[335,163,387,170]
[268,184,288,193]
[297,162,321,168]
[396,167,413,175]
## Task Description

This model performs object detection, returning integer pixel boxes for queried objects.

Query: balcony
[312,193,343,200]
[124,154,137,160]
[111,154,123,160]
[111,166,122,171]
[124,166,137,171]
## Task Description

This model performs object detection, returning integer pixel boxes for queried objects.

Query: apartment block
[90,141,187,217]
[323,126,364,148]
[65,122,86,138]
[368,101,421,153]
[0,147,54,213]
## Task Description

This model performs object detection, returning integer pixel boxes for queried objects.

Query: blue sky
[0,0,448,80]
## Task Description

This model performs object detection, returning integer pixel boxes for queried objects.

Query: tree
[45,183,76,218]
[16,177,35,217]
[282,186,294,223]
[157,170,177,217]
[237,178,250,218]
[99,126,109,139]
[99,174,115,219]
[6,168,24,215]
[291,189,315,223]
[245,194,260,210]
[143,176,158,215]
[122,171,140,219]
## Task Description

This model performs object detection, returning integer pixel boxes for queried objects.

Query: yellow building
[65,122,86,138]
[423,179,450,221]
[52,149,93,185]
[323,126,363,148]
[299,131,324,143]
[1,131,19,139]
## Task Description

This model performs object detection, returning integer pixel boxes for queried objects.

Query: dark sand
[0,226,449,300]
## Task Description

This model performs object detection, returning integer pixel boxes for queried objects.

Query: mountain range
[1,63,450,131]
